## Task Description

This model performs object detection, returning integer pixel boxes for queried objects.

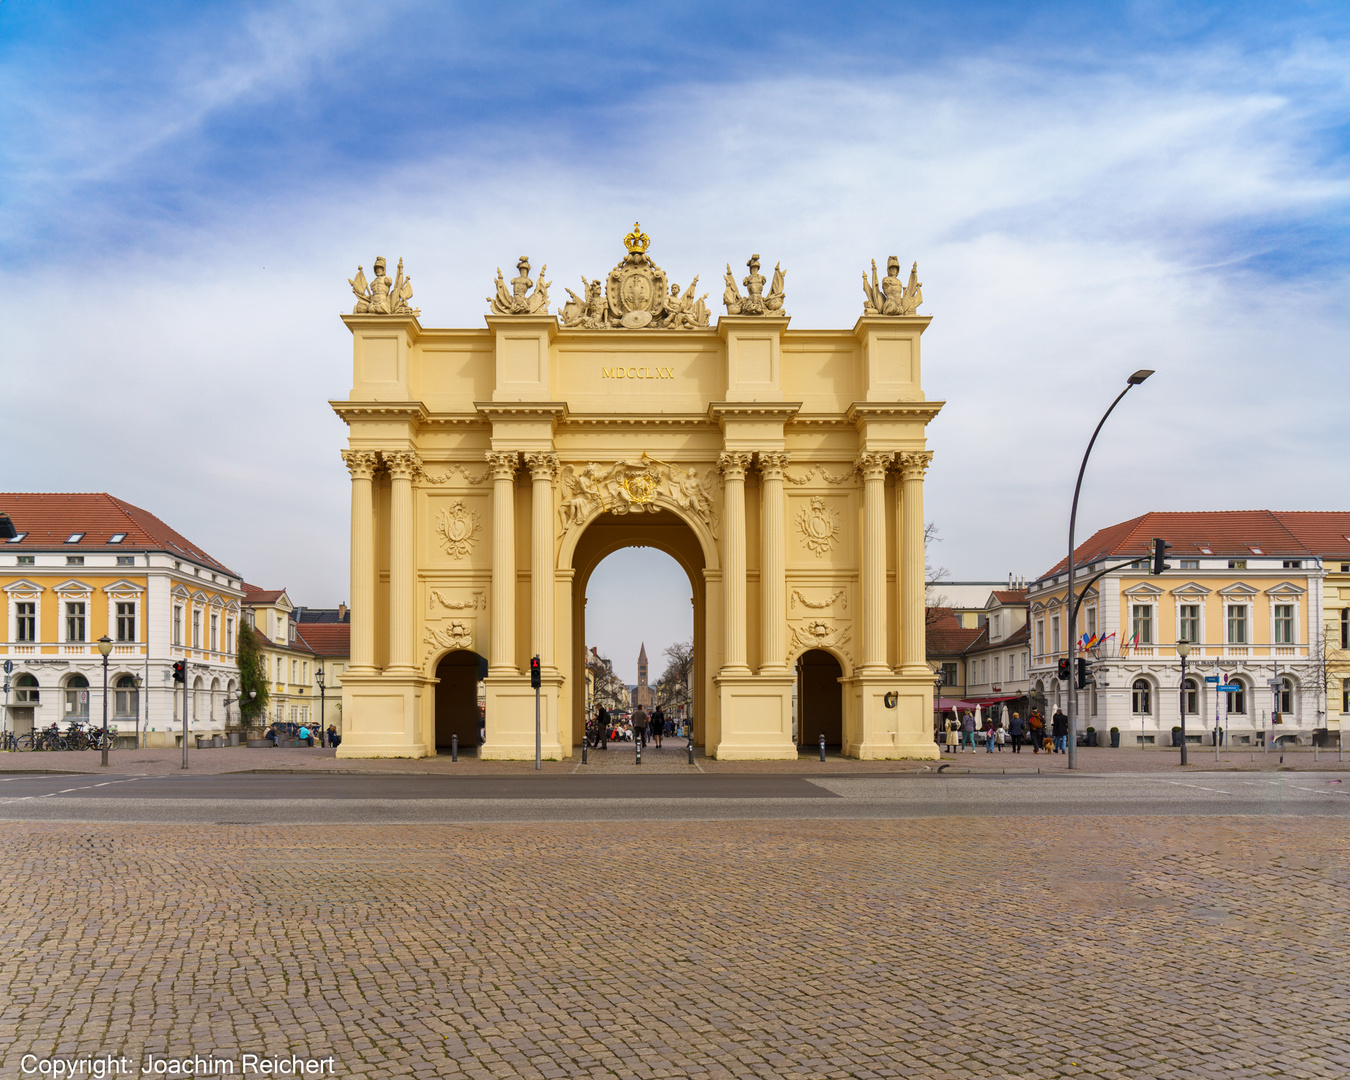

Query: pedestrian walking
[985,721,997,753]
[1052,709,1069,754]
[1028,712,1044,753]
[594,706,610,749]
[631,706,648,749]
[961,711,977,752]
[944,713,960,754]
[995,722,1006,751]
[651,706,665,748]
[1008,712,1024,753]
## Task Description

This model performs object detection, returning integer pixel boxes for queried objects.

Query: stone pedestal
[335,672,430,758]
[846,673,941,760]
[480,673,565,761]
[714,673,797,760]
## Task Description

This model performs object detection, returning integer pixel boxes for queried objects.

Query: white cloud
[3,34,1346,606]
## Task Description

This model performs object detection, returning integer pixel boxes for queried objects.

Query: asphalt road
[0,770,1348,823]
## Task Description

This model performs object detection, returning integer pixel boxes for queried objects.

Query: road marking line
[1145,779,1234,795]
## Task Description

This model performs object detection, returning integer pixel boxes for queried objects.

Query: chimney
[338,602,348,621]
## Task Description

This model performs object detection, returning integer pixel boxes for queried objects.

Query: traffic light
[1057,658,1070,681]
[1076,657,1089,689]
[530,655,541,689]
[1150,538,1171,575]
[171,660,186,683]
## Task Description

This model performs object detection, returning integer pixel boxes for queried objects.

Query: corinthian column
[341,450,379,673]
[524,452,559,670]
[487,451,520,675]
[858,452,891,674]
[758,451,790,673]
[718,451,753,673]
[383,450,421,672]
[897,451,934,673]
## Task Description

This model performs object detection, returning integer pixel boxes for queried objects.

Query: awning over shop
[934,697,975,710]
[964,694,1023,706]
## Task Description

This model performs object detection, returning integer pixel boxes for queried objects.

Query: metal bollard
[582,737,588,765]
[636,738,642,766]
[819,733,826,762]
[687,737,694,765]
[451,733,458,762]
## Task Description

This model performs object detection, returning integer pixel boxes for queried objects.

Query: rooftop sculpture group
[345,230,926,323]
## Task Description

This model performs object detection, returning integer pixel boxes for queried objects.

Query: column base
[842,672,940,760]
[712,672,797,760]
[335,672,431,759]
[480,673,566,760]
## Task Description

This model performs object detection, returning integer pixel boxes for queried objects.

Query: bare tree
[586,650,631,713]
[925,521,951,628]
[657,639,694,713]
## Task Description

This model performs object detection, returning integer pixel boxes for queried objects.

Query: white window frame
[1035,619,1045,658]
[1226,603,1249,645]
[210,613,219,652]
[173,605,184,647]
[191,609,201,650]
[1131,603,1155,645]
[6,582,43,644]
[1131,678,1152,715]
[1177,602,1201,646]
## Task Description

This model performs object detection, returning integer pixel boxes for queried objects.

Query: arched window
[1182,677,1199,716]
[65,674,90,718]
[15,673,39,703]
[192,676,205,720]
[210,678,221,720]
[114,675,139,718]
[1277,677,1293,716]
[1225,679,1246,715]
[1132,679,1151,715]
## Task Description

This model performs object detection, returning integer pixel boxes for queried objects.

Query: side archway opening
[434,650,487,754]
[795,649,843,750]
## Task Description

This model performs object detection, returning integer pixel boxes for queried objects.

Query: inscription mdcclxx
[602,365,676,380]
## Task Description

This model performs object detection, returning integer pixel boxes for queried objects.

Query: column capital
[485,450,520,480]
[523,451,560,481]
[383,450,421,481]
[718,450,754,480]
[340,449,379,480]
[757,450,791,479]
[895,450,934,481]
[856,451,890,480]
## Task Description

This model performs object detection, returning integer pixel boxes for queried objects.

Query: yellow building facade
[334,230,942,759]
[0,493,244,746]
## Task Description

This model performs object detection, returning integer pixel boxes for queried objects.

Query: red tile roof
[243,584,287,603]
[991,590,1028,603]
[927,609,985,656]
[1038,511,1322,580]
[1274,513,1350,559]
[295,622,350,657]
[0,492,236,575]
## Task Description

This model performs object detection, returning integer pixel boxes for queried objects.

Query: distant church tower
[633,642,653,709]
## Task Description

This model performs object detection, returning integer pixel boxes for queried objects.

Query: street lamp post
[1064,368,1154,770]
[1177,638,1191,766]
[96,635,114,767]
[316,667,326,745]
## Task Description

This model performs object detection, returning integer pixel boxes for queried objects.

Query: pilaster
[340,450,379,674]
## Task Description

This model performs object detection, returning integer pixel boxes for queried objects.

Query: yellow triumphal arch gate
[334,228,942,760]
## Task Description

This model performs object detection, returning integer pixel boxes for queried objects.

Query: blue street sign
[1203,675,1220,683]
[1217,684,1241,692]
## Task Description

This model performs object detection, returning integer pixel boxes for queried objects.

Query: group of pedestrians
[587,704,680,749]
[262,721,341,748]
[940,708,1071,754]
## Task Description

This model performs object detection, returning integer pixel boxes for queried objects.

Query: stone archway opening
[796,649,844,750]
[570,509,707,752]
[434,650,487,754]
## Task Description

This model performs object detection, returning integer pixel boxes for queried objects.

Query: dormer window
[1249,547,1263,555]
[108,533,126,544]
[6,533,26,543]
[1199,547,1212,555]
[65,533,84,543]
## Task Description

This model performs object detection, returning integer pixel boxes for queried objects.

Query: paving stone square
[0,817,1346,1078]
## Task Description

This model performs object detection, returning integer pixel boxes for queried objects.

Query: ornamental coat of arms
[559,224,709,330]
[436,501,481,559]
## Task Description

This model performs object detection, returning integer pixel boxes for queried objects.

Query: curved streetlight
[1064,369,1154,770]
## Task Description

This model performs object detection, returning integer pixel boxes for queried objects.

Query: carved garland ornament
[784,464,855,486]
[430,590,486,612]
[436,501,482,559]
[420,462,491,486]
[791,589,847,611]
[796,496,841,557]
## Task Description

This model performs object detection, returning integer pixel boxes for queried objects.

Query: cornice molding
[708,402,802,422]
[474,401,569,422]
[330,400,430,424]
[846,401,945,424]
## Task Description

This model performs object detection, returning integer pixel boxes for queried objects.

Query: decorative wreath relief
[436,501,481,559]
[796,496,840,557]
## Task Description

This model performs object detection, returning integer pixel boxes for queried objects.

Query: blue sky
[2,2,1347,681]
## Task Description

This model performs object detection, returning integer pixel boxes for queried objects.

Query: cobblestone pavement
[3,739,1346,776]
[1,818,1347,1078]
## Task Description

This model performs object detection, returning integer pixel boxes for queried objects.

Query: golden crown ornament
[624,223,651,254]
